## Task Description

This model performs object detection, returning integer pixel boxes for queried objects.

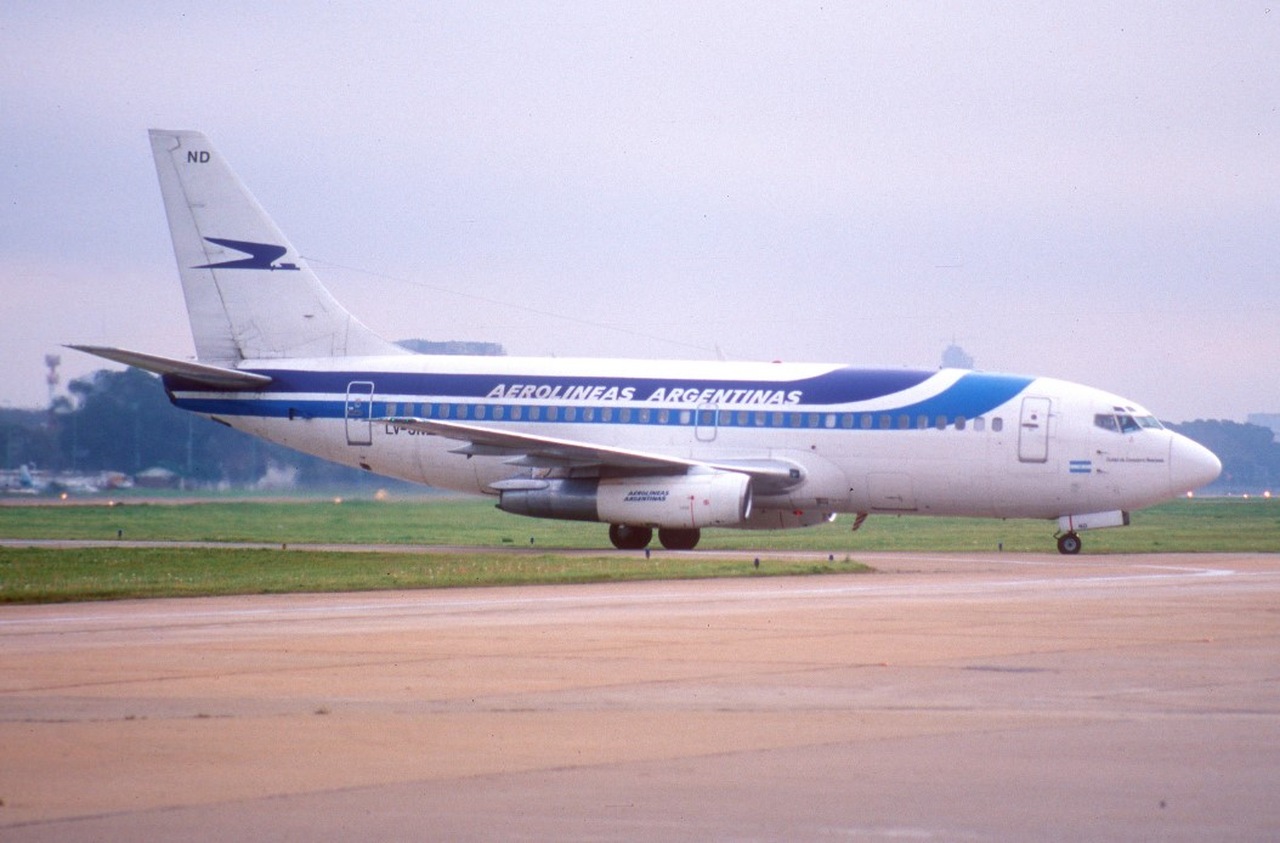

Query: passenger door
[345,381,375,446]
[1018,396,1051,463]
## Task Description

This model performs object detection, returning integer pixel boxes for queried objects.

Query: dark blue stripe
[169,371,1032,427]
[169,365,935,405]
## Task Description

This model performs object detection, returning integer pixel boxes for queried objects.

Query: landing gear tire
[608,523,652,550]
[658,527,701,551]
[1057,532,1082,555]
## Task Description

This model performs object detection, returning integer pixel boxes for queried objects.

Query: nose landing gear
[1056,532,1082,555]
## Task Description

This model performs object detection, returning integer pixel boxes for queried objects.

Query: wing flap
[385,417,699,471]
[383,416,805,490]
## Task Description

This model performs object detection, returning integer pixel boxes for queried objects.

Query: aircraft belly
[840,434,993,517]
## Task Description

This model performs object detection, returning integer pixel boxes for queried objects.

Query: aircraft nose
[1169,433,1222,494]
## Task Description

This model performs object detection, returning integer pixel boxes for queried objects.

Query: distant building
[396,339,507,356]
[941,343,974,370]
[1247,413,1280,437]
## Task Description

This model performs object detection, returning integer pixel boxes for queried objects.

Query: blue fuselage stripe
[169,365,936,404]
[166,370,1033,429]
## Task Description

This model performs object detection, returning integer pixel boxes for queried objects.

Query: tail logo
[195,237,300,271]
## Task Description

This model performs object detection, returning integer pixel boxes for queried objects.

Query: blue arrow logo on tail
[195,238,300,270]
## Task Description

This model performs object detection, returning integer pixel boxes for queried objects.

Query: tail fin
[149,129,407,363]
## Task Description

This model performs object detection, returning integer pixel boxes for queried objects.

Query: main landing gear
[1056,532,1083,555]
[608,524,701,551]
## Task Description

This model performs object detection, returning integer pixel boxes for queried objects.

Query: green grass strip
[0,546,869,604]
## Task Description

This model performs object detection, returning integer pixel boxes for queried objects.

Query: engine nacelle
[495,471,752,529]
[730,508,837,530]
[597,472,752,528]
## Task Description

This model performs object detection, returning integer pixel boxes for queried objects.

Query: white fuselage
[167,355,1219,525]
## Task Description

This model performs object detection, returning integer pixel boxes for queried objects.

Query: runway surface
[1,551,1277,841]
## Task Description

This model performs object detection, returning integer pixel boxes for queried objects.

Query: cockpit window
[1095,412,1163,433]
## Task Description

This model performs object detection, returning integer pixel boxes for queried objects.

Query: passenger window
[842,414,854,429]
[861,414,873,430]
[474,405,487,420]
[992,417,1003,432]
[510,406,523,421]
[898,415,910,430]
[973,417,985,432]
[565,407,578,422]
[679,410,691,425]
[917,415,929,430]
[955,415,966,431]
[935,415,946,430]
[879,415,891,430]
[492,406,504,420]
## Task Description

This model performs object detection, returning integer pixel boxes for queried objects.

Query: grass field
[1,495,1275,603]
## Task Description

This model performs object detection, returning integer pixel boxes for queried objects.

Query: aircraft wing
[66,345,272,389]
[382,416,804,491]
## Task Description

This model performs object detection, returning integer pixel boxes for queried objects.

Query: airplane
[1,465,43,495]
[71,129,1222,554]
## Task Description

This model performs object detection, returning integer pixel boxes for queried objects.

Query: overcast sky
[3,2,1277,421]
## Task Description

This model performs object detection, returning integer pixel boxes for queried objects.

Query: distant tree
[51,367,424,490]
[60,368,169,473]
[0,408,61,470]
[58,368,259,481]
[1169,420,1279,491]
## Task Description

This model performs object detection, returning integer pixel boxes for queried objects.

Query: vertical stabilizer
[149,129,407,363]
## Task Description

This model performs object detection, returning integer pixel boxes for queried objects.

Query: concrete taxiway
[1,551,1277,840]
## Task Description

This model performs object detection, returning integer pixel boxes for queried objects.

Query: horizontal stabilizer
[66,345,272,389]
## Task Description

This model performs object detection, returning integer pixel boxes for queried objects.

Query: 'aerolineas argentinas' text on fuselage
[484,384,804,405]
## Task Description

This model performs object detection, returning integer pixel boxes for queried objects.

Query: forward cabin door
[345,381,375,446]
[1018,396,1051,463]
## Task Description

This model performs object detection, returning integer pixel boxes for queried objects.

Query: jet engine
[494,471,752,529]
